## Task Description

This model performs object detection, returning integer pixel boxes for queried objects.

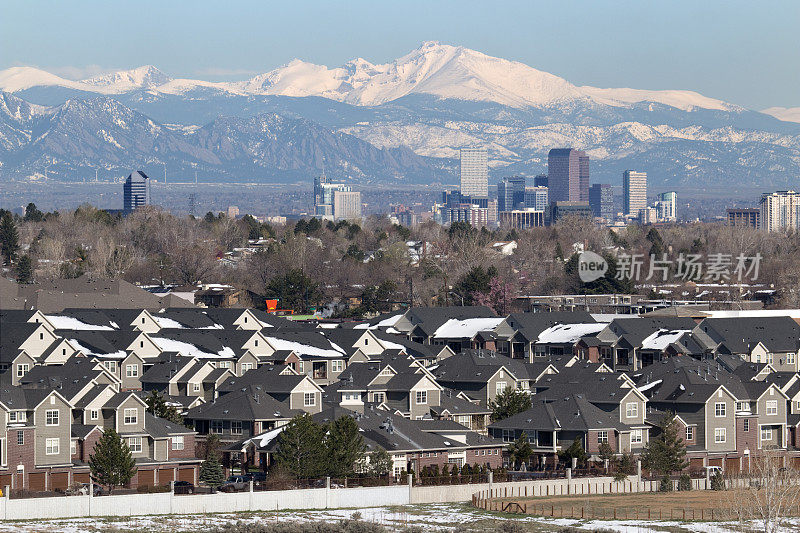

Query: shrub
[659,475,673,492]
[678,473,692,491]
[710,472,725,491]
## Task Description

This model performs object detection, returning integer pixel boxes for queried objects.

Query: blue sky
[2,0,797,109]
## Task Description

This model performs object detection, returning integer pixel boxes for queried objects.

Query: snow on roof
[150,337,235,358]
[353,314,403,330]
[433,317,504,339]
[590,314,626,323]
[240,425,287,451]
[641,329,691,351]
[263,337,345,358]
[704,309,800,319]
[637,379,662,393]
[45,315,115,331]
[536,323,607,344]
[152,316,184,329]
[71,340,126,359]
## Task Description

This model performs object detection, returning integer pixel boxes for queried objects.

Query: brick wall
[6,427,36,472]
[81,429,103,462]
[737,416,758,454]
[168,434,196,460]
[586,430,617,454]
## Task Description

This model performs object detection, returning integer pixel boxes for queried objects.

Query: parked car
[173,481,195,495]
[218,475,252,492]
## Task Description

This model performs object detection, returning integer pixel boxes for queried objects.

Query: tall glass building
[548,148,589,202]
[459,148,488,197]
[123,171,151,213]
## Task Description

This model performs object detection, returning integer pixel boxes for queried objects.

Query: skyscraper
[622,170,647,216]
[333,190,362,220]
[656,191,677,221]
[123,171,151,213]
[459,148,488,197]
[589,183,614,220]
[534,174,548,188]
[547,148,589,203]
[524,186,549,211]
[759,190,800,232]
[497,176,526,211]
[313,173,351,217]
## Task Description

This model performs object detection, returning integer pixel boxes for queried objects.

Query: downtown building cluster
[429,148,677,230]
[2,275,800,491]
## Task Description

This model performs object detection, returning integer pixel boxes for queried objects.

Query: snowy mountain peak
[0,66,79,92]
[80,65,172,92]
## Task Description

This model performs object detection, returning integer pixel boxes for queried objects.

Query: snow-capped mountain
[762,107,800,124]
[1,42,799,189]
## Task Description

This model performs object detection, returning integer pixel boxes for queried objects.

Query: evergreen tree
[366,446,392,477]
[275,414,327,478]
[559,437,588,467]
[265,269,322,313]
[641,412,688,477]
[15,254,33,283]
[199,434,225,486]
[453,266,498,305]
[507,432,533,470]
[89,428,136,493]
[0,212,19,265]
[489,387,532,421]
[326,415,367,477]
[145,389,183,424]
[23,203,44,222]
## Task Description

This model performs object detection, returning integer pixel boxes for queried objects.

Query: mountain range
[1,41,799,191]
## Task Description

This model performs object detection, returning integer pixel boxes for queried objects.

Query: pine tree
[507,432,533,470]
[641,412,688,477]
[489,387,532,421]
[559,437,588,467]
[0,212,19,266]
[275,414,327,478]
[89,428,136,493]
[366,446,392,477]
[145,389,183,424]
[199,434,225,486]
[326,415,366,477]
[15,254,33,283]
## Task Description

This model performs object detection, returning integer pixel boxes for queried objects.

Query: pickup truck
[218,475,252,492]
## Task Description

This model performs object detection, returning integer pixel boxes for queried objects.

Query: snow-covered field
[0,503,796,533]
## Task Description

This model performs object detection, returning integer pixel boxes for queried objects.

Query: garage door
[0,474,12,491]
[158,468,174,484]
[51,472,69,491]
[725,458,740,475]
[689,458,704,471]
[137,469,155,487]
[73,472,90,484]
[178,467,195,483]
[708,458,723,468]
[792,457,800,469]
[28,472,46,492]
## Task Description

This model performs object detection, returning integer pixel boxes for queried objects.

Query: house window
[128,437,142,453]
[714,428,726,443]
[686,427,694,441]
[715,403,726,417]
[231,421,242,435]
[90,410,99,420]
[172,436,184,450]
[788,352,796,364]
[761,428,773,442]
[123,408,138,425]
[597,430,608,444]
[766,400,778,416]
[16,431,23,446]
[70,440,77,455]
[254,340,258,347]
[241,363,253,372]
[304,393,316,407]
[297,362,304,373]
[736,401,748,412]
[16,364,29,378]
[631,430,642,444]
[496,381,508,396]
[373,392,385,403]
[9,411,26,423]
[380,368,393,376]
[415,391,427,404]
[103,361,116,372]
[768,353,774,364]
[331,360,343,372]
[211,420,223,434]
[45,438,59,455]
[125,364,139,378]
[625,402,638,418]
[45,409,59,426]
[743,419,750,432]
[501,429,514,442]
[193,383,201,392]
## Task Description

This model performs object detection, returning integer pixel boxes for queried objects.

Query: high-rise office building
[459,148,488,197]
[123,171,151,213]
[622,170,647,216]
[497,176,526,211]
[313,173,351,217]
[759,190,800,232]
[727,208,760,229]
[524,186,549,211]
[547,148,589,203]
[655,191,677,221]
[588,183,614,220]
[534,174,548,188]
[333,190,362,220]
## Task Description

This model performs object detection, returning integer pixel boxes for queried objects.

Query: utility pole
[195,170,198,184]
[163,162,167,184]
[95,168,98,182]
